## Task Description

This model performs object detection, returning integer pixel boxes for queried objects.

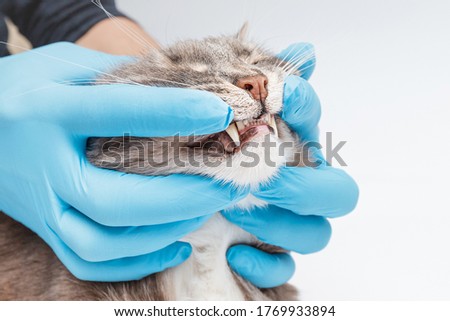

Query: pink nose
[236,75,268,103]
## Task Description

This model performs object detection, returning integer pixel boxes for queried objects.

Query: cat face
[162,35,287,121]
[89,32,303,187]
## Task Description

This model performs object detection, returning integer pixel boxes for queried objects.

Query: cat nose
[236,75,268,103]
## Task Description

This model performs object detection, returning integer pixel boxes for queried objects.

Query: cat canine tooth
[269,115,279,137]
[225,123,241,146]
[235,121,245,132]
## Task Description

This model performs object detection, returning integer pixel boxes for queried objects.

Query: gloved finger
[253,166,359,218]
[223,205,332,254]
[48,230,193,281]
[227,244,295,288]
[34,83,233,137]
[277,42,316,80]
[54,160,249,227]
[281,75,321,142]
[18,42,135,79]
[49,207,211,262]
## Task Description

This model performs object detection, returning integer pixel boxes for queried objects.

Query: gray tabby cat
[0,26,310,300]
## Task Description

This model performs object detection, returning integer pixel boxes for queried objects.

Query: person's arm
[2,0,158,55]
[76,17,159,55]
[0,43,246,281]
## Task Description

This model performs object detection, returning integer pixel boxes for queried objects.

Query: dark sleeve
[0,13,8,56]
[1,0,126,48]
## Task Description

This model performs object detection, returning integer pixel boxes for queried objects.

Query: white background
[116,0,450,300]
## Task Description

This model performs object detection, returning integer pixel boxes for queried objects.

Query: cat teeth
[235,121,246,132]
[234,115,278,138]
[269,115,279,137]
[225,123,241,146]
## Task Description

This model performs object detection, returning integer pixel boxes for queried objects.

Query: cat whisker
[5,83,67,100]
[279,45,315,68]
[0,41,153,88]
[59,77,196,88]
[59,79,138,86]
[2,41,198,89]
[285,60,317,77]
[4,79,144,100]
[296,61,316,75]
[282,51,316,75]
[122,71,197,87]
[288,51,315,70]
[275,43,314,70]
[281,49,315,72]
[275,44,300,70]
[91,0,155,52]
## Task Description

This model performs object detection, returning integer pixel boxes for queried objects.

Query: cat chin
[202,134,287,189]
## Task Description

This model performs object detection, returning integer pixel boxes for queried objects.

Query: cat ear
[236,22,249,41]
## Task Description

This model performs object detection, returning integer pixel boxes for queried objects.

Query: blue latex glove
[0,42,248,281]
[224,43,359,288]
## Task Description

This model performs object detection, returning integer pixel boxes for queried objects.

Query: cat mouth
[226,113,278,147]
[189,114,278,156]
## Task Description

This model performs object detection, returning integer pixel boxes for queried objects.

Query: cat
[0,25,311,300]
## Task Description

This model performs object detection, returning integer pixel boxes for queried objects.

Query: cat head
[91,26,304,187]
[161,25,288,121]
[109,24,298,121]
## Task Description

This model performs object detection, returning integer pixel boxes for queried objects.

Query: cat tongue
[239,125,271,144]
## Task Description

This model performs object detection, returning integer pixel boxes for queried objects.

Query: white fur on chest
[168,196,267,300]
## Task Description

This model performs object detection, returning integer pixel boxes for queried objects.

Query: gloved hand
[223,43,359,288]
[0,42,248,281]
